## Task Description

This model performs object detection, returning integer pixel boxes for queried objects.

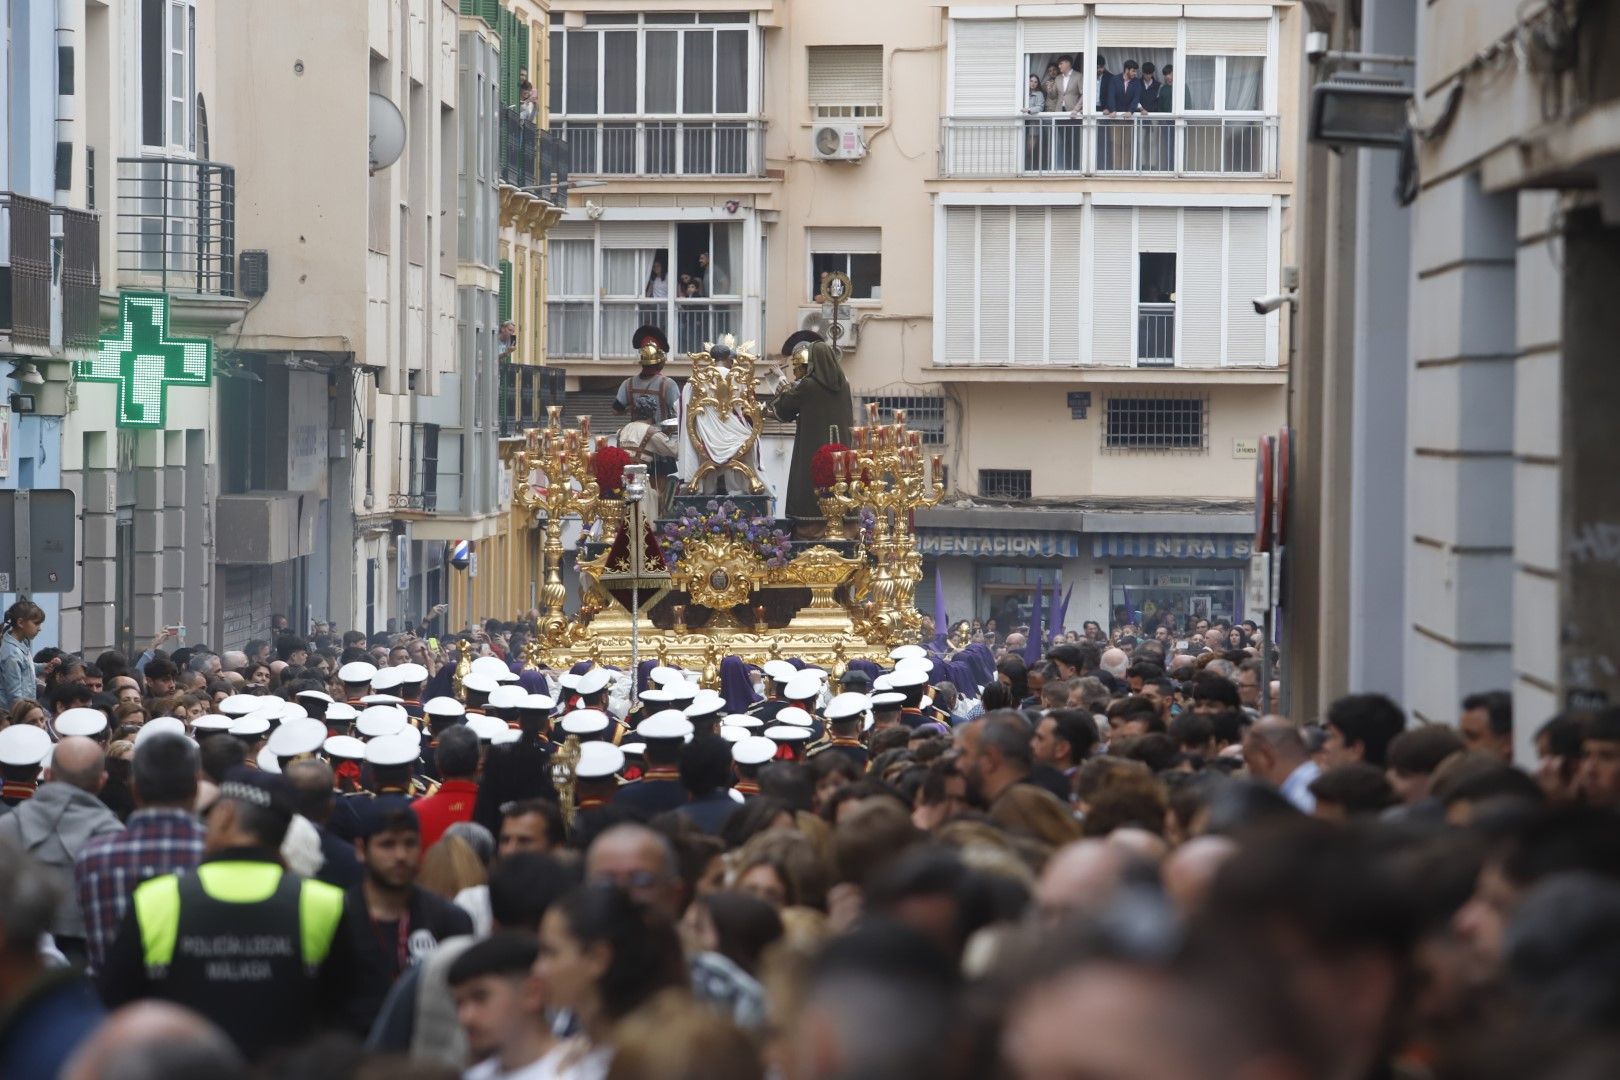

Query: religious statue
[677,333,767,495]
[770,334,854,524]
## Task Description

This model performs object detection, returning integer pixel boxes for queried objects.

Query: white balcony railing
[554,117,765,178]
[547,298,745,361]
[1137,304,1176,367]
[940,115,1279,179]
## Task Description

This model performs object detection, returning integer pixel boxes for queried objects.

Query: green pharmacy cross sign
[78,291,213,429]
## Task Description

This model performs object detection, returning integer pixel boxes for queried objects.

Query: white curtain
[1184,56,1217,111]
[1225,56,1264,111]
[548,239,594,296]
[708,223,740,297]
[602,248,654,296]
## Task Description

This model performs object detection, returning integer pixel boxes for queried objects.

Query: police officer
[99,767,363,1059]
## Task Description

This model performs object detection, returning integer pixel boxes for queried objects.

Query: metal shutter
[1181,209,1224,365]
[979,207,1012,363]
[944,208,978,362]
[951,19,1017,114]
[1049,207,1082,364]
[598,222,669,248]
[1013,208,1047,363]
[808,46,883,108]
[1185,18,1270,54]
[1090,208,1132,364]
[1225,209,1268,364]
[1096,17,1178,49]
[1022,18,1087,54]
[807,227,881,253]
[1138,207,1177,252]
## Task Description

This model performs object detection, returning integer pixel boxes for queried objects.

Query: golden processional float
[510,338,942,680]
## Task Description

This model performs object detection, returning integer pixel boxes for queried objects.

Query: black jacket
[346,884,474,1031]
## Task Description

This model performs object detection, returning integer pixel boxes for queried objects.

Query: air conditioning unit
[799,307,860,351]
[811,123,867,162]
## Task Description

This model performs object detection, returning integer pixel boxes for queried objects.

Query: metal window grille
[1103,395,1208,452]
[858,395,945,446]
[978,469,1031,500]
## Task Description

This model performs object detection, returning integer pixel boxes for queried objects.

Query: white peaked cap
[488,685,528,710]
[782,672,823,702]
[338,661,379,683]
[732,736,777,765]
[576,741,626,779]
[471,656,511,679]
[55,708,109,738]
[775,706,815,729]
[763,660,798,683]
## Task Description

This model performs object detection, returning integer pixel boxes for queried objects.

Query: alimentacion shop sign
[77,291,213,429]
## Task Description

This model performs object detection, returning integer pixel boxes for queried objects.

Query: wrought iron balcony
[116,156,237,296]
[500,109,572,207]
[0,193,52,348]
[391,421,441,514]
[547,298,744,361]
[941,114,1280,179]
[554,117,764,178]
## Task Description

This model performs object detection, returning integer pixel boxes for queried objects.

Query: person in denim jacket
[0,600,45,711]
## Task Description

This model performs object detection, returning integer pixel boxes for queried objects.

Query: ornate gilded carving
[684,340,767,494]
[669,534,771,610]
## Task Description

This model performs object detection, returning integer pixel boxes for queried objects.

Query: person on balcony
[1052,55,1083,170]
[1041,62,1062,112]
[1025,75,1050,171]
[1138,63,1165,170]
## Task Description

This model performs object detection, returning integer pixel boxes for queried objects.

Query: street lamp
[623,464,649,712]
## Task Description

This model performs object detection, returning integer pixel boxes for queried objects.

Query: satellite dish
[369,92,406,173]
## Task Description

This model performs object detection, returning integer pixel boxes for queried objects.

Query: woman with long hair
[533,884,688,1078]
[0,600,46,710]
[3,699,47,731]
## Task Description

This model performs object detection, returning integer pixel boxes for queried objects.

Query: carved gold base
[528,540,913,676]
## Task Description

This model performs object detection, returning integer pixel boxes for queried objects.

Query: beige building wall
[545,0,1298,631]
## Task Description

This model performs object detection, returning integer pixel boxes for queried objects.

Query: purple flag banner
[1024,580,1045,665]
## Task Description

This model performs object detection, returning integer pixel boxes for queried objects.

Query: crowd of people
[2,594,1619,1079]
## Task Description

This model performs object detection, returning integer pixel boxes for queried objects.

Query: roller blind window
[809,46,883,119]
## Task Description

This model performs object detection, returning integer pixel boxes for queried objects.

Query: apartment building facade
[545,0,1297,632]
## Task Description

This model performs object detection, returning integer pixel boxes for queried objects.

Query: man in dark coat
[771,338,854,523]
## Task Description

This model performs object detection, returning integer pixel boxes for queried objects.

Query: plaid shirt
[74,808,205,971]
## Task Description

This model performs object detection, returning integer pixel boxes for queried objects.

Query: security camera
[585,199,604,220]
[1306,31,1330,63]
[1252,291,1298,315]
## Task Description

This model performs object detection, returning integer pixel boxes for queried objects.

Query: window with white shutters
[1185,18,1269,54]
[1087,206,1273,368]
[1180,210,1224,366]
[1095,17,1178,49]
[943,209,979,363]
[941,205,1084,366]
[808,46,883,119]
[1091,209,1133,364]
[951,19,1017,115]
[1226,209,1268,364]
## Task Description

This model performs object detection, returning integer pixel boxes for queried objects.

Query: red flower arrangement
[593,445,632,498]
[811,442,849,493]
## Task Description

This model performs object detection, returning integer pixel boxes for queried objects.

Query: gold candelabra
[513,407,601,643]
[827,403,944,642]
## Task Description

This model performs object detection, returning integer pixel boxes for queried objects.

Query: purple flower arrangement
[660,499,793,570]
